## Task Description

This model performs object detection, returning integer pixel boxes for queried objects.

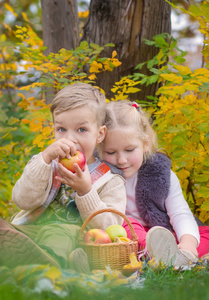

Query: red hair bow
[132,102,138,108]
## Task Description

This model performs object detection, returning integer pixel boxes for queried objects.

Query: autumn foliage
[0,2,209,223]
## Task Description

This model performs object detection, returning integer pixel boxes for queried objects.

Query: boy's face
[53,106,106,164]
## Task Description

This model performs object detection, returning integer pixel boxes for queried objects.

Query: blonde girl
[99,100,209,267]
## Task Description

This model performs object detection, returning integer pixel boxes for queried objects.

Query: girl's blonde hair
[50,83,106,126]
[104,100,157,158]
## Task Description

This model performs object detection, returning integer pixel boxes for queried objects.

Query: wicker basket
[78,208,139,271]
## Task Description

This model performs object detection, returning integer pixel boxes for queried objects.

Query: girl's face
[102,127,149,178]
[54,106,106,164]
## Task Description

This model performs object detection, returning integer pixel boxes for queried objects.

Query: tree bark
[41,0,79,54]
[41,0,79,103]
[82,0,171,101]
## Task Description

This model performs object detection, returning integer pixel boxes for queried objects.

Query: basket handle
[78,208,139,242]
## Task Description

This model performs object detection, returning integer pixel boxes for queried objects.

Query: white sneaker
[146,226,198,268]
[68,248,90,274]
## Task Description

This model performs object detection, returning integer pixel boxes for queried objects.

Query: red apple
[59,150,86,173]
[84,229,112,244]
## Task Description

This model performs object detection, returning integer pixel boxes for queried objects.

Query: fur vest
[135,152,172,230]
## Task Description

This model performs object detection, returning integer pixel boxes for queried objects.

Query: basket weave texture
[78,208,139,270]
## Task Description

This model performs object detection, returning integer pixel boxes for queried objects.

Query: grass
[1,262,209,300]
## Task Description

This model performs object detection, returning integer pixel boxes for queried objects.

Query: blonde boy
[0,83,126,270]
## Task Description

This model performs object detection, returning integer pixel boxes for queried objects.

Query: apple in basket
[84,229,112,244]
[59,150,86,173]
[105,224,127,242]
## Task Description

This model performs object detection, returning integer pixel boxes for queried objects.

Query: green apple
[105,224,127,242]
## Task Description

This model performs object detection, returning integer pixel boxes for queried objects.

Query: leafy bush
[1,1,209,224]
[0,17,121,219]
[127,1,209,222]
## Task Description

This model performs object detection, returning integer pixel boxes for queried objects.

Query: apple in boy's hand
[84,229,112,244]
[105,224,127,242]
[59,150,86,173]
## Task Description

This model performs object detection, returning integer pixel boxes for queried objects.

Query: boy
[0,83,126,271]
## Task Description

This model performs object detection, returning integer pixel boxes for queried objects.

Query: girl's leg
[172,226,209,258]
[122,217,149,250]
[197,226,209,257]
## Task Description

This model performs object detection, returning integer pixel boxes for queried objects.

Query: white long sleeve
[165,171,200,245]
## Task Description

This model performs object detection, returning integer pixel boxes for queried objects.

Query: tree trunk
[41,0,79,103]
[82,0,171,101]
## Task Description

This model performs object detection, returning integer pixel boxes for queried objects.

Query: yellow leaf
[177,169,190,180]
[4,3,18,17]
[8,117,19,125]
[33,134,45,148]
[22,12,29,22]
[193,68,209,76]
[3,22,12,34]
[203,103,209,111]
[156,49,164,63]
[78,10,89,18]
[111,58,121,67]
[112,50,117,58]
[22,119,30,124]
[27,97,35,102]
[0,34,6,42]
[174,65,192,75]
[19,85,31,91]
[183,82,199,92]
[0,128,13,140]
[42,126,53,137]
[17,93,25,100]
[160,74,183,84]
[44,266,62,281]
[18,100,29,109]
[172,85,186,94]
[88,73,97,80]
[126,87,140,94]
[89,61,103,73]
[30,121,42,132]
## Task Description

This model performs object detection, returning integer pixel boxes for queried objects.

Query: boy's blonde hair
[104,100,157,158]
[50,83,106,126]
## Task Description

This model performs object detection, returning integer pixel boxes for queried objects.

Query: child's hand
[42,138,77,164]
[178,234,198,257]
[56,162,92,196]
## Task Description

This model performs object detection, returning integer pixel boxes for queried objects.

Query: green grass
[1,264,209,300]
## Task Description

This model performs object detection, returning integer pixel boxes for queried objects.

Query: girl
[99,100,209,268]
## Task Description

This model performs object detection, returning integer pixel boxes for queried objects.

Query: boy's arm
[12,153,53,211]
[75,174,127,230]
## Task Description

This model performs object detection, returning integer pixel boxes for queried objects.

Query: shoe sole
[146,226,195,267]
[68,248,90,274]
[0,229,59,268]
